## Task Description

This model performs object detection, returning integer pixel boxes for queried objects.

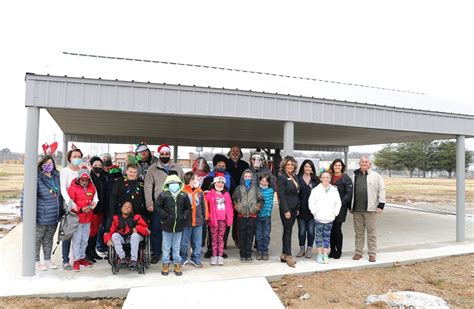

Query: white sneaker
[210,256,218,265]
[217,256,224,266]
[44,260,58,269]
[35,262,47,271]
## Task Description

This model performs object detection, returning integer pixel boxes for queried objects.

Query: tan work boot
[174,263,183,276]
[280,253,287,263]
[286,255,296,268]
[161,263,169,276]
[296,246,305,257]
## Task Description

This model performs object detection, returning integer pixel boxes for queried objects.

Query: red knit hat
[157,144,171,154]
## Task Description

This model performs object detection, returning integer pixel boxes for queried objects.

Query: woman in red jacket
[68,169,97,272]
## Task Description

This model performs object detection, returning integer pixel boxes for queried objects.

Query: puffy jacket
[277,171,300,213]
[144,160,184,208]
[103,214,150,243]
[21,170,63,225]
[68,178,97,224]
[332,173,353,222]
[205,189,233,228]
[182,184,208,227]
[232,169,264,218]
[308,184,342,224]
[155,175,191,233]
[351,169,386,212]
[297,174,320,220]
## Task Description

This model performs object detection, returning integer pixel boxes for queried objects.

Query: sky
[1,0,473,157]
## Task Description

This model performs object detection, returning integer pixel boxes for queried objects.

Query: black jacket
[277,171,300,213]
[332,173,353,223]
[109,177,146,218]
[90,170,106,215]
[155,190,191,233]
[297,174,320,220]
[226,158,249,189]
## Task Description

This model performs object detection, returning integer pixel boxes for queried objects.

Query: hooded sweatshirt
[155,175,191,233]
[232,169,264,218]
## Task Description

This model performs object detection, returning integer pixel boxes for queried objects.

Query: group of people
[23,143,386,276]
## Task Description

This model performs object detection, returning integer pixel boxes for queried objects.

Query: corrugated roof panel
[33,52,473,115]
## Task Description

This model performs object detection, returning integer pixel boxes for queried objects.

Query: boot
[286,255,296,268]
[174,263,183,276]
[296,246,305,257]
[161,264,169,276]
[305,247,313,259]
[280,253,287,263]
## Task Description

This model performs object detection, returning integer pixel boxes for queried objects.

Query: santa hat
[135,144,149,153]
[212,172,226,184]
[78,168,91,180]
[157,144,171,154]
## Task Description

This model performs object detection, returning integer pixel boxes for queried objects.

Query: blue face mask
[244,179,252,188]
[168,183,180,193]
[71,158,82,166]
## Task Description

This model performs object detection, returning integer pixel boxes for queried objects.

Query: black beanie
[89,156,103,166]
[212,154,227,167]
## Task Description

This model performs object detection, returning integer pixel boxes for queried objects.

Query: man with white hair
[350,155,385,262]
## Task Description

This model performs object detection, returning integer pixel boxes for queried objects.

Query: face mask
[92,167,102,174]
[244,179,252,188]
[252,157,262,169]
[160,157,171,164]
[103,160,112,167]
[71,158,82,166]
[259,184,268,189]
[192,181,201,188]
[42,163,54,173]
[168,183,180,193]
[215,167,226,173]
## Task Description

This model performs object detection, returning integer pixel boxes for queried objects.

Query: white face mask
[259,184,268,189]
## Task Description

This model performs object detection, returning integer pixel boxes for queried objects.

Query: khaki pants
[353,212,377,256]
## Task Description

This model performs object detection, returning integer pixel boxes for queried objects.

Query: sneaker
[217,256,224,266]
[128,260,137,271]
[256,252,263,260]
[73,260,81,272]
[80,259,93,268]
[240,257,246,263]
[63,263,72,271]
[44,260,58,269]
[182,259,189,266]
[222,252,228,259]
[117,257,128,268]
[174,263,183,276]
[204,251,212,258]
[189,260,203,268]
[151,255,161,264]
[35,262,47,271]
[246,257,254,263]
[316,254,324,264]
[161,263,169,276]
[322,254,329,264]
[262,252,269,260]
[210,256,218,265]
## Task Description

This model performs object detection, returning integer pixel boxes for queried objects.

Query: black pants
[237,217,256,258]
[231,209,239,244]
[280,209,297,255]
[330,221,343,255]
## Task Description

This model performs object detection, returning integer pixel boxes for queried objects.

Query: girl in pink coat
[205,175,233,266]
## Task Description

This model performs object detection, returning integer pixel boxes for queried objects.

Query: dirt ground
[271,254,474,308]
[0,297,124,309]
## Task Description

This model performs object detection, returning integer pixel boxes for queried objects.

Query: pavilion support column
[456,135,465,242]
[173,145,178,164]
[61,134,68,168]
[283,121,294,157]
[22,107,40,277]
[344,148,349,165]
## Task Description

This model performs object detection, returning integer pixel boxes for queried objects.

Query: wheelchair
[108,234,151,275]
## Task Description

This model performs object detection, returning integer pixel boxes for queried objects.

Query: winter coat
[201,170,235,195]
[308,184,342,224]
[137,156,159,181]
[103,214,150,243]
[277,171,300,214]
[258,186,274,218]
[90,170,106,215]
[205,189,233,228]
[351,169,386,212]
[232,169,264,218]
[249,165,276,189]
[144,160,184,208]
[109,177,146,218]
[21,170,63,225]
[182,184,208,227]
[331,173,353,222]
[226,158,249,189]
[297,174,320,221]
[67,178,97,224]
[155,175,191,233]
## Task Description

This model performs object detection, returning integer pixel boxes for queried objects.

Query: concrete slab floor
[0,206,472,297]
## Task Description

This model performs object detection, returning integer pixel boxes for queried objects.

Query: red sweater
[67,179,96,224]
[103,214,150,243]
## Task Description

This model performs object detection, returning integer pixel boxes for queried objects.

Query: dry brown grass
[0,164,24,203]
[384,177,474,207]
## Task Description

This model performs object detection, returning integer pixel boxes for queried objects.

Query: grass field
[0,163,473,207]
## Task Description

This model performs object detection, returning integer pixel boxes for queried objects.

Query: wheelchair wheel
[112,261,119,275]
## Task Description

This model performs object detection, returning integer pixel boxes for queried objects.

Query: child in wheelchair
[104,201,150,271]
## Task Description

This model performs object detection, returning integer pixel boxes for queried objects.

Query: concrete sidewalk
[0,206,472,298]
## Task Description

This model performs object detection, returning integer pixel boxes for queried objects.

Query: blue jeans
[62,238,71,264]
[297,217,315,247]
[180,225,203,264]
[151,211,163,257]
[256,216,271,253]
[162,231,182,265]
